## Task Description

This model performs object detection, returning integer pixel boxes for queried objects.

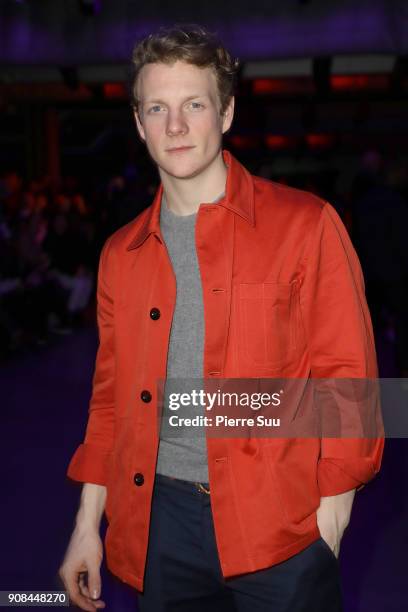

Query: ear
[133,108,146,142]
[221,96,235,135]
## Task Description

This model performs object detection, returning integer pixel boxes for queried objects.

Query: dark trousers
[137,474,343,612]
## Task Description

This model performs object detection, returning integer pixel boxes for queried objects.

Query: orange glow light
[229,135,260,149]
[103,83,127,98]
[306,133,333,148]
[252,78,313,95]
[331,75,389,91]
[265,135,293,149]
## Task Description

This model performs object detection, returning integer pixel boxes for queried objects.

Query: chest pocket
[237,282,298,369]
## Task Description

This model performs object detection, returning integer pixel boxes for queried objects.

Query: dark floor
[1,326,407,611]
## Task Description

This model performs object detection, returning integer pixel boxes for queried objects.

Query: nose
[166,109,188,136]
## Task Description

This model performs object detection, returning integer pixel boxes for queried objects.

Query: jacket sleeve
[300,201,384,497]
[67,236,116,486]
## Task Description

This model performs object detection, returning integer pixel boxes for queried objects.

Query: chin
[160,159,205,180]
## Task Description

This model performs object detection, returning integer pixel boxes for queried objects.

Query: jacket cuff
[67,443,112,486]
[317,457,376,497]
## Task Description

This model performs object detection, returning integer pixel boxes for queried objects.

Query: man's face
[134,60,234,180]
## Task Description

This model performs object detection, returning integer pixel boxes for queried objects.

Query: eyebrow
[143,94,209,106]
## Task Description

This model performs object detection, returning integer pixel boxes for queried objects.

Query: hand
[316,489,356,558]
[59,525,106,611]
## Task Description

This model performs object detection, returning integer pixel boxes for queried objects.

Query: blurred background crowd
[0,166,156,356]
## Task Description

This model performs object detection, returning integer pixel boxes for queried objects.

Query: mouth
[166,146,195,153]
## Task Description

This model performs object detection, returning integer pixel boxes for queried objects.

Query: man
[59,25,384,612]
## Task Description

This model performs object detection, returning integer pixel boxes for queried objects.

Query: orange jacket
[67,150,384,591]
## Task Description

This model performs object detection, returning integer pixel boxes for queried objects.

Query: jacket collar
[127,149,255,250]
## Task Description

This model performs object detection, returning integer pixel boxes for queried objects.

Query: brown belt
[156,473,210,495]
[195,482,210,495]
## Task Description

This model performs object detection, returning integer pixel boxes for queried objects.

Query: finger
[64,569,98,611]
[87,565,102,602]
[78,572,91,599]
[70,586,99,612]
[334,542,340,558]
[78,574,105,609]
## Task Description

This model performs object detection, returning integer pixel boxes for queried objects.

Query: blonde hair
[130,24,239,115]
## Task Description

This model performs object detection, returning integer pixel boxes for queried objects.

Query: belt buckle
[195,482,210,495]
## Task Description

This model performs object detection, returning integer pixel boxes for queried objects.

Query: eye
[188,101,204,110]
[148,105,165,114]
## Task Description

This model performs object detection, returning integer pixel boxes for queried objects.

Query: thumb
[87,565,101,601]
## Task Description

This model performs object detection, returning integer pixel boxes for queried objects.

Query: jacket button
[133,473,144,486]
[141,389,152,403]
[150,307,160,320]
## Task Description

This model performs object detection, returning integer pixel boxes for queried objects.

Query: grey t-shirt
[155,195,208,482]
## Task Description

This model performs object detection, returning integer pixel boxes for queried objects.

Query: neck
[160,150,227,216]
